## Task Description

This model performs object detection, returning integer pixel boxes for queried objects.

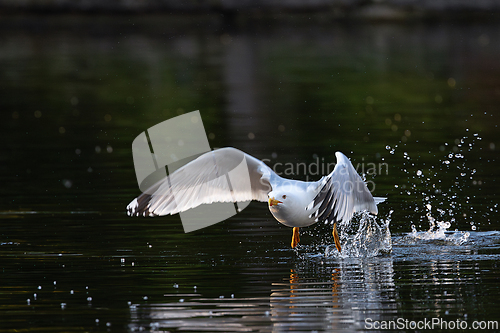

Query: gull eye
[282,195,287,199]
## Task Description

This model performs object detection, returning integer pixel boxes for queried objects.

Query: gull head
[268,184,305,212]
[267,187,317,228]
[267,190,302,227]
[268,191,288,223]
[268,191,287,209]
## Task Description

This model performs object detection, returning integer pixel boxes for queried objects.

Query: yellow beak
[268,197,282,207]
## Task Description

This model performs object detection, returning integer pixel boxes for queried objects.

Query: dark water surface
[1,15,500,332]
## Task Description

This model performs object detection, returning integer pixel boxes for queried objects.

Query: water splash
[390,129,496,234]
[324,211,392,258]
[403,222,470,246]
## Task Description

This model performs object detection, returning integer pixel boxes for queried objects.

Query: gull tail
[374,197,386,206]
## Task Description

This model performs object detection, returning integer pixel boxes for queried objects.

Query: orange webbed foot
[291,227,300,248]
[333,223,341,253]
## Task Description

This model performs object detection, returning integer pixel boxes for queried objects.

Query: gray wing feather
[127,147,273,216]
[309,152,380,225]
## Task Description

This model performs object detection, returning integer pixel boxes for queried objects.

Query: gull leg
[333,223,341,253]
[291,227,300,248]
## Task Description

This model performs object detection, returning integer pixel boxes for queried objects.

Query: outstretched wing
[127,147,274,216]
[308,152,384,225]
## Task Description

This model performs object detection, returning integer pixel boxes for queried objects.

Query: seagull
[127,147,386,251]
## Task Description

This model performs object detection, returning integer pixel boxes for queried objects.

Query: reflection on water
[127,232,500,332]
[128,255,397,332]
[270,259,396,332]
[2,213,500,332]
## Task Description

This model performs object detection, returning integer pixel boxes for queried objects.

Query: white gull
[127,147,386,251]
